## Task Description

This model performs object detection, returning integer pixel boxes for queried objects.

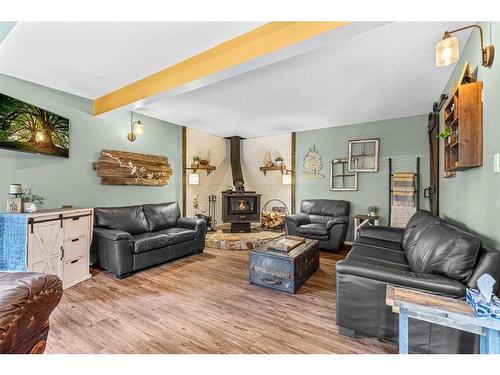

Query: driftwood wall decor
[93,149,172,186]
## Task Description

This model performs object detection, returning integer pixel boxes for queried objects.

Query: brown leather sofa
[0,272,63,354]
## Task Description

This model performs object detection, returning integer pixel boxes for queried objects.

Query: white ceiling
[0,22,472,138]
[0,22,265,98]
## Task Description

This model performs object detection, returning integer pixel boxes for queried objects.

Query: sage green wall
[296,115,429,241]
[439,22,500,250]
[0,73,182,211]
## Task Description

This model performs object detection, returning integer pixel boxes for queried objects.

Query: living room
[1,1,499,372]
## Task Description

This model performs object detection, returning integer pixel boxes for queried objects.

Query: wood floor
[45,246,397,354]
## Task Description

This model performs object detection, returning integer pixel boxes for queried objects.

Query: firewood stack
[261,210,286,229]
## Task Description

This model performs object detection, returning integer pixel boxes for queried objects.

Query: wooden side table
[353,214,380,241]
[386,285,500,354]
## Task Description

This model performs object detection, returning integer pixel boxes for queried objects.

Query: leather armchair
[286,199,350,252]
[0,272,62,354]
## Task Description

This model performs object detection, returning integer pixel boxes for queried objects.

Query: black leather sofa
[285,199,349,252]
[336,210,500,353]
[91,202,206,279]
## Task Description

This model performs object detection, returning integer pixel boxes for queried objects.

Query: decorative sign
[302,145,325,178]
[93,149,172,186]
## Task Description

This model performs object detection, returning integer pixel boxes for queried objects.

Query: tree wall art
[0,93,70,157]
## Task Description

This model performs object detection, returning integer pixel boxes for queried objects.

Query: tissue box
[466,288,500,320]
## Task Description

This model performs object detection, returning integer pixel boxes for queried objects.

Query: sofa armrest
[286,213,311,226]
[336,259,465,297]
[0,272,63,354]
[327,216,349,229]
[177,217,206,234]
[93,227,132,241]
[358,226,404,243]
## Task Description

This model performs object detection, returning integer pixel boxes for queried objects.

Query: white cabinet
[26,208,93,289]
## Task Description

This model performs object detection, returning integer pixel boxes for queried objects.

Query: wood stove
[222,192,261,233]
[222,136,261,233]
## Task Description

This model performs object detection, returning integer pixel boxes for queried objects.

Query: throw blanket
[0,214,28,271]
[390,173,417,228]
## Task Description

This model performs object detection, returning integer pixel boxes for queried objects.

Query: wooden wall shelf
[444,81,483,172]
[260,165,287,176]
[187,164,216,175]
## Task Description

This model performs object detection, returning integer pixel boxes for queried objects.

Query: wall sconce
[436,24,494,68]
[188,173,200,185]
[127,112,145,142]
[282,170,292,185]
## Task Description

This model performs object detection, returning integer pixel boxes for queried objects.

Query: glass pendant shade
[133,121,144,136]
[188,173,199,185]
[282,173,292,185]
[436,36,459,67]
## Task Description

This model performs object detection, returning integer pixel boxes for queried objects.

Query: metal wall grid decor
[330,158,358,191]
[348,138,380,173]
[302,145,325,177]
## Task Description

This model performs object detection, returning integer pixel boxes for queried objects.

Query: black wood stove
[221,136,261,233]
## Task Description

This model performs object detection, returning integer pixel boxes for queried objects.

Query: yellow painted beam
[93,21,350,115]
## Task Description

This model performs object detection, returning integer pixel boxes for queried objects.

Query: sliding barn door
[426,111,440,215]
[28,220,63,278]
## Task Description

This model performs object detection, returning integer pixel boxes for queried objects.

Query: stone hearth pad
[206,225,285,250]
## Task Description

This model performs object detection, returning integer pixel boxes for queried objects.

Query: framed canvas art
[0,93,70,158]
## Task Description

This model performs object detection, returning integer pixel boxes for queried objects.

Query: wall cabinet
[444,81,483,172]
[26,208,93,289]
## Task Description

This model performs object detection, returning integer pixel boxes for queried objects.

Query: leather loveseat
[336,210,500,353]
[91,202,206,279]
[0,272,63,354]
[285,199,350,251]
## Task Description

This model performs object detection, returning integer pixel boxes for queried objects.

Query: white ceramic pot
[24,203,37,213]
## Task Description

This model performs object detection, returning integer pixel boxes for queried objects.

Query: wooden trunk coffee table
[248,238,319,294]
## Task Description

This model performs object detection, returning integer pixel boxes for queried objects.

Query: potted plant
[21,189,44,213]
[437,127,451,144]
[368,206,377,217]
[192,156,201,167]
[275,156,284,167]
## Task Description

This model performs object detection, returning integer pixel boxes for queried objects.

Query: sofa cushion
[346,244,410,271]
[159,227,197,245]
[143,202,181,231]
[297,223,329,237]
[402,211,481,282]
[132,232,170,254]
[94,205,149,235]
[335,258,466,298]
[354,236,404,253]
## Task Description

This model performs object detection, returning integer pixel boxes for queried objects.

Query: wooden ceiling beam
[93,21,350,115]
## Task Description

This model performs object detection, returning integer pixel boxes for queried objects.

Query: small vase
[24,203,37,213]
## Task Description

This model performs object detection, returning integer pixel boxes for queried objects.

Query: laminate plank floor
[45,246,397,354]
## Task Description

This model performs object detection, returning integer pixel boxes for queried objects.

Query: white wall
[185,128,232,224]
[186,130,293,226]
[242,134,292,214]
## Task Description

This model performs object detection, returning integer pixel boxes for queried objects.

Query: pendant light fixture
[127,112,145,142]
[436,24,494,68]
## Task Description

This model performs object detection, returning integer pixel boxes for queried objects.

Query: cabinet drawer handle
[72,217,80,221]
[70,259,79,264]
[260,277,282,286]
[71,238,80,242]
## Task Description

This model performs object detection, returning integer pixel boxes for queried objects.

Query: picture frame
[348,138,379,173]
[330,158,358,191]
